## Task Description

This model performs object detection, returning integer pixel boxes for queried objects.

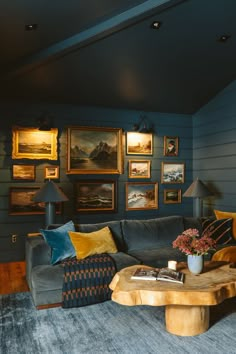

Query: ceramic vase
[187,255,204,275]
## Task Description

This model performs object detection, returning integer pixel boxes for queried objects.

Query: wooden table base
[165,305,209,336]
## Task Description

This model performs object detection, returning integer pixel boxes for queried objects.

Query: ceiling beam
[7,0,186,78]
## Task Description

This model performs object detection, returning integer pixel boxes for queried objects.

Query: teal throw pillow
[40,220,76,265]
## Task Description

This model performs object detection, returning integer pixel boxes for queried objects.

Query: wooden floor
[0,261,29,294]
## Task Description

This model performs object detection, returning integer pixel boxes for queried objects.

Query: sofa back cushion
[76,220,125,251]
[121,216,184,252]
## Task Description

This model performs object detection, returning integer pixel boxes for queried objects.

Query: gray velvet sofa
[25,215,234,308]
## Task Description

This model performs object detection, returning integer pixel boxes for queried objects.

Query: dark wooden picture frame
[164,136,179,156]
[126,132,153,155]
[128,160,151,179]
[161,162,185,184]
[9,187,62,215]
[67,126,123,174]
[75,180,117,212]
[12,164,35,180]
[164,189,182,204]
[126,182,158,210]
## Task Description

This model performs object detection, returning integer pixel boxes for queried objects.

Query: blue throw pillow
[40,220,76,265]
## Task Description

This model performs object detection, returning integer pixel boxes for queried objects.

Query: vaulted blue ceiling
[1,0,236,114]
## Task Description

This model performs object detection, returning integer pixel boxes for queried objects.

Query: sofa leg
[36,302,62,310]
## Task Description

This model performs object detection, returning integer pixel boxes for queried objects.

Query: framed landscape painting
[126,182,158,210]
[12,127,58,160]
[12,165,35,180]
[128,160,151,179]
[67,126,123,174]
[44,165,59,179]
[126,132,153,155]
[164,189,181,204]
[75,180,117,212]
[9,187,62,215]
[161,162,185,184]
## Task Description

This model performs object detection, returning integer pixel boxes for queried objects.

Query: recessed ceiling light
[150,21,162,30]
[25,24,38,31]
[218,34,231,42]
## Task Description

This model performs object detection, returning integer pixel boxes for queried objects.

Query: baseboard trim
[36,302,62,310]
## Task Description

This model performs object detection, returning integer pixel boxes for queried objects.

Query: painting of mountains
[67,127,123,174]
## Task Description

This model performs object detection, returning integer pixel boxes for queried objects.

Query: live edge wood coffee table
[109,261,236,336]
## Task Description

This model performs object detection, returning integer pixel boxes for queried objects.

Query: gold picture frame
[164,136,179,156]
[128,160,151,179]
[126,182,158,210]
[44,165,60,179]
[126,132,153,155]
[67,126,123,174]
[161,162,185,184]
[164,189,182,204]
[12,164,35,180]
[75,180,117,212]
[12,126,58,160]
[9,187,62,215]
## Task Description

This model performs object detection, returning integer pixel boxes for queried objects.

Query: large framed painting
[126,132,153,155]
[126,182,158,211]
[164,189,182,204]
[12,164,35,180]
[75,180,117,212]
[67,126,123,174]
[9,187,62,215]
[128,160,151,179]
[161,162,185,184]
[12,127,58,160]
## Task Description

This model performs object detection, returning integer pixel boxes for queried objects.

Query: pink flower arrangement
[172,228,216,256]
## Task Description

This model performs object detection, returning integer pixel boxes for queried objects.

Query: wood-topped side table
[109,261,236,336]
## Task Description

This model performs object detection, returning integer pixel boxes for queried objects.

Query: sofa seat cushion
[31,264,64,291]
[128,247,187,268]
[121,216,184,252]
[108,252,141,271]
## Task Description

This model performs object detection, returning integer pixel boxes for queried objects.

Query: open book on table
[131,267,184,284]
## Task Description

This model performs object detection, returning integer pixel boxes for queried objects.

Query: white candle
[168,260,177,270]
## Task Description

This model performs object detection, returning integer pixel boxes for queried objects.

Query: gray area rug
[0,292,236,354]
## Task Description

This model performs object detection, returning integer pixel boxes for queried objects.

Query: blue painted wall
[193,80,236,216]
[0,102,193,260]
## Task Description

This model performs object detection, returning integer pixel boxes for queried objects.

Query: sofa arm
[25,236,51,289]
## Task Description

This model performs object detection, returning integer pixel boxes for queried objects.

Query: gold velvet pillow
[214,210,236,239]
[68,226,118,259]
[212,246,236,262]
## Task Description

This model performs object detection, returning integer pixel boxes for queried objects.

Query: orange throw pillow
[212,246,236,262]
[214,210,236,240]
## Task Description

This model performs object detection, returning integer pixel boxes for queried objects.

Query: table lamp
[33,180,68,226]
[183,178,212,217]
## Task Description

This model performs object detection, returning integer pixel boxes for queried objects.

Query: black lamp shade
[33,180,68,202]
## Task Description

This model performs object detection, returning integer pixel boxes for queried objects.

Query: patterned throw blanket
[61,254,116,308]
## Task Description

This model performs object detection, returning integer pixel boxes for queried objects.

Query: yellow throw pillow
[68,226,118,259]
[214,210,236,239]
[212,246,236,262]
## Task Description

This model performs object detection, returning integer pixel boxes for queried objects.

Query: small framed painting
[161,162,185,184]
[44,166,59,179]
[12,165,35,181]
[75,180,117,212]
[126,132,153,155]
[126,182,158,210]
[128,160,151,179]
[164,189,182,204]
[164,136,179,156]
